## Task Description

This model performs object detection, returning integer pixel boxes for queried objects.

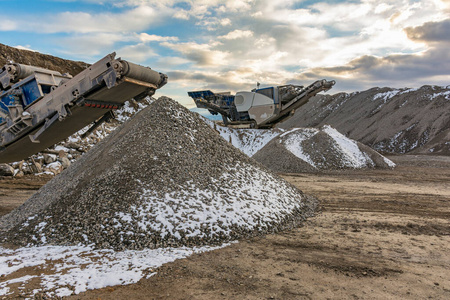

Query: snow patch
[0,244,229,298]
[322,125,371,168]
[204,119,282,157]
[282,128,319,168]
[373,90,400,102]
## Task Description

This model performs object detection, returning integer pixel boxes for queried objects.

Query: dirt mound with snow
[252,126,395,173]
[0,97,316,250]
[0,43,86,76]
[202,122,394,172]
[278,86,450,155]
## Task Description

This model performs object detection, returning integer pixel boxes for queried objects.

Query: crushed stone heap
[252,125,395,173]
[0,97,316,250]
[278,85,450,155]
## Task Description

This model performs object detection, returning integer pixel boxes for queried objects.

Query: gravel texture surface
[278,85,450,155]
[0,97,316,250]
[252,125,395,173]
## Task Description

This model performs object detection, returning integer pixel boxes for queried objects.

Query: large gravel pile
[252,125,395,173]
[0,97,316,250]
[278,85,450,155]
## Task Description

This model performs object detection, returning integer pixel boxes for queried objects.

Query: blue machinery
[0,53,167,163]
[189,80,335,128]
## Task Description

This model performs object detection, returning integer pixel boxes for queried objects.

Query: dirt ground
[1,155,449,299]
[0,175,51,217]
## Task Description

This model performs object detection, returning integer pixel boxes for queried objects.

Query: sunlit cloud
[161,41,229,67]
[116,43,157,63]
[219,30,253,40]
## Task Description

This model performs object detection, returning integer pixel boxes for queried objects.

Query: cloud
[220,18,231,26]
[116,43,157,63]
[156,56,191,66]
[3,0,450,101]
[167,70,253,92]
[293,45,450,91]
[404,19,450,42]
[173,9,190,20]
[138,33,179,42]
[56,33,130,58]
[219,29,253,40]
[161,41,229,67]
[222,0,253,12]
[0,5,162,33]
[0,19,17,31]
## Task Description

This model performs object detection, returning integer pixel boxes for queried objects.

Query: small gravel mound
[0,97,316,250]
[253,125,395,173]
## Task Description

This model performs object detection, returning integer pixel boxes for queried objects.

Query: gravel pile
[0,97,316,250]
[278,85,450,155]
[252,125,395,173]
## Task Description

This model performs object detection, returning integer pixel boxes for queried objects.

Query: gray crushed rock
[278,85,450,155]
[0,97,317,250]
[253,126,394,173]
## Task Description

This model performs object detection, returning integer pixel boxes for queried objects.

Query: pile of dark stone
[0,97,317,250]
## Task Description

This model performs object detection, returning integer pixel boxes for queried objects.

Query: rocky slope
[207,122,395,173]
[278,86,450,155]
[0,98,316,250]
[252,126,395,173]
[0,43,86,76]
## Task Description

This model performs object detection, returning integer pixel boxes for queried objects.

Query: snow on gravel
[281,128,318,168]
[204,119,282,157]
[204,121,394,170]
[121,163,308,241]
[0,244,228,298]
[322,125,370,168]
[0,98,318,297]
[373,90,400,102]
[115,99,152,123]
[429,90,450,100]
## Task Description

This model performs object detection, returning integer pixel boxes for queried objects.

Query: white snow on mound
[322,125,370,168]
[430,90,450,100]
[0,244,228,298]
[115,99,152,122]
[114,163,307,242]
[281,128,318,168]
[205,120,281,157]
[203,121,395,169]
[373,90,400,102]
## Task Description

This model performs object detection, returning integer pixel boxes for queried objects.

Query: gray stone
[0,164,14,176]
[43,154,56,164]
[60,157,71,169]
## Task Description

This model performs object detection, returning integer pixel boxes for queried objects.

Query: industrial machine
[188,79,335,128]
[0,53,167,163]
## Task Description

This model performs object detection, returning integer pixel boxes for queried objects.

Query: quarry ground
[1,155,449,299]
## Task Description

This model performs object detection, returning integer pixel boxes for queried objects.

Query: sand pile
[252,125,395,173]
[0,97,316,250]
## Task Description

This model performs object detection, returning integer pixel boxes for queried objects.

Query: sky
[0,0,449,108]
